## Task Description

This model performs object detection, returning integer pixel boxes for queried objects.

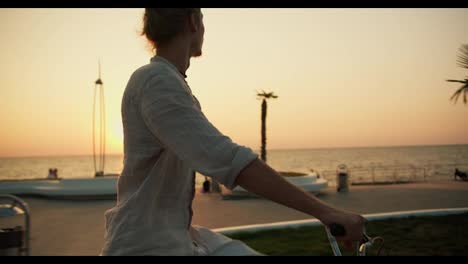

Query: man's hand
[235,158,366,252]
[320,209,366,250]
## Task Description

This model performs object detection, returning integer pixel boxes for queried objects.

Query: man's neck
[156,39,191,77]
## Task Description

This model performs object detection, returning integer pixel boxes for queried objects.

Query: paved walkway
[1,181,467,255]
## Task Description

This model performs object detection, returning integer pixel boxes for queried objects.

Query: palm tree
[257,90,278,162]
[447,44,468,105]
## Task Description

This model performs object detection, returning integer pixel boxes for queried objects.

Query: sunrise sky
[0,8,467,157]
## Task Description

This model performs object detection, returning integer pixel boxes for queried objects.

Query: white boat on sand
[230,171,328,198]
[0,176,118,199]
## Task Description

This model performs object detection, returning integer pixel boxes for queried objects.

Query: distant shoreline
[269,143,468,152]
[1,143,467,159]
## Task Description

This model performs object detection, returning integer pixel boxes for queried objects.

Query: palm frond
[450,89,461,104]
[450,84,468,104]
[446,79,466,83]
[257,91,278,99]
[464,86,467,104]
[447,44,468,104]
[456,44,468,69]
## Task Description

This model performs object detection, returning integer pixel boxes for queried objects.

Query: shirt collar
[150,55,187,79]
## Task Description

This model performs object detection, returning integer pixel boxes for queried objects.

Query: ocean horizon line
[1,143,467,159]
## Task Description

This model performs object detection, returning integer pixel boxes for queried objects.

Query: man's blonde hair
[141,8,201,50]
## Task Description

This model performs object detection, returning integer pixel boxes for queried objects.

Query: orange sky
[0,8,467,157]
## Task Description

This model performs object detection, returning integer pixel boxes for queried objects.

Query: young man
[101,8,365,256]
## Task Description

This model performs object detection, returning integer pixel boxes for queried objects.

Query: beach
[2,181,468,256]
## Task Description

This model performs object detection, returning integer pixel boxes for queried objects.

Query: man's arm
[235,158,365,244]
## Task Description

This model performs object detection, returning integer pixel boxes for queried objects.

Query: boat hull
[0,177,118,199]
[232,175,328,195]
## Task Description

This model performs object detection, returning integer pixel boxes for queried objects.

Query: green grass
[227,213,468,256]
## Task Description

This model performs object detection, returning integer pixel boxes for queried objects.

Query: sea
[1,144,467,187]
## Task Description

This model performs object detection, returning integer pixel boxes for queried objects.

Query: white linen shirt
[100,56,258,256]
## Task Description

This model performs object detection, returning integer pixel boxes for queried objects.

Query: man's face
[191,12,204,58]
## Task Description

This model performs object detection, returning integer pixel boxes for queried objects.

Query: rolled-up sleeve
[140,73,258,190]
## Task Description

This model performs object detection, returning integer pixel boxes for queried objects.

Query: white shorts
[190,226,264,256]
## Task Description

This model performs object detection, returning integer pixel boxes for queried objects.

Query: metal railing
[320,163,468,185]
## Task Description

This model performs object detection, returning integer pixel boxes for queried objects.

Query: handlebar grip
[330,223,346,237]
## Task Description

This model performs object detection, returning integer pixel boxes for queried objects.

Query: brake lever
[329,223,373,256]
[362,232,371,244]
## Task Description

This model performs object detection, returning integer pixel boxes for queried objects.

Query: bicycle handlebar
[329,223,346,237]
[326,223,375,256]
[329,223,371,243]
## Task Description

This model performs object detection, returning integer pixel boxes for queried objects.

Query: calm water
[1,145,467,186]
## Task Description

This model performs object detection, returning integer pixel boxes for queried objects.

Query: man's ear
[188,12,199,33]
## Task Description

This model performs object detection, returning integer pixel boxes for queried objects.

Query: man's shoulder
[132,60,174,80]
[128,61,188,98]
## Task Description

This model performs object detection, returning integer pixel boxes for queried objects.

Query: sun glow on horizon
[0,8,467,158]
